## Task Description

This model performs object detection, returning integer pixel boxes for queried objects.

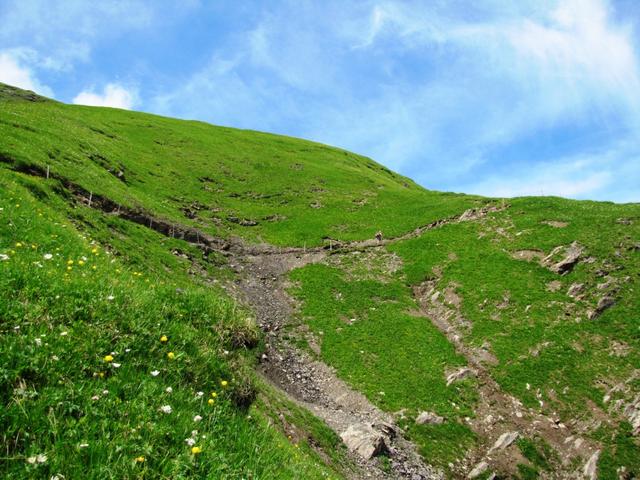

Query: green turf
[1,83,639,478]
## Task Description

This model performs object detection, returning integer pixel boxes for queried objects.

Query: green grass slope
[0,82,478,247]
[2,83,639,480]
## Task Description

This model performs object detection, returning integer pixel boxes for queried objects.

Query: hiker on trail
[375,231,383,242]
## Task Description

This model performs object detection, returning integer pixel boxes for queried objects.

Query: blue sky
[1,0,639,202]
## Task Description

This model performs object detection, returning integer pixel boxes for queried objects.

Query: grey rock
[340,423,386,459]
[488,431,519,453]
[583,450,600,480]
[415,411,445,425]
[446,367,477,386]
[468,461,489,479]
[567,283,584,298]
[542,241,584,274]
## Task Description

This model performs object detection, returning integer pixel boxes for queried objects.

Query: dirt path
[228,251,441,479]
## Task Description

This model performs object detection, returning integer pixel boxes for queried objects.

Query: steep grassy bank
[0,170,346,479]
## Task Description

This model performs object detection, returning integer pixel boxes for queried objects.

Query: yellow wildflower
[191,446,202,455]
[67,260,74,265]
[220,380,229,388]
[92,266,97,270]
[160,335,168,343]
[15,242,22,248]
[78,260,85,266]
[208,398,215,406]
[167,352,175,360]
[91,248,98,254]
[104,355,114,362]
[210,392,217,398]
[135,456,145,463]
[67,266,72,271]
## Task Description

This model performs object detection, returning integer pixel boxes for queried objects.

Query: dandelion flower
[92,265,97,270]
[67,260,74,265]
[92,248,98,254]
[150,370,160,377]
[167,352,175,360]
[134,456,145,463]
[208,398,215,406]
[160,335,168,343]
[193,415,202,422]
[103,355,114,362]
[159,405,172,414]
[210,392,217,398]
[78,260,85,266]
[15,242,22,248]
[220,380,229,388]
[66,266,72,271]
[191,446,202,455]
[43,253,53,260]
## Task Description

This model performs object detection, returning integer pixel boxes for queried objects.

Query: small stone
[468,461,489,479]
[488,431,519,453]
[446,367,477,386]
[583,450,600,480]
[416,411,445,425]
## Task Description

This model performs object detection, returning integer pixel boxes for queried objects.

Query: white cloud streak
[73,84,137,109]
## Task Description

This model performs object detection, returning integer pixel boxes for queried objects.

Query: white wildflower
[60,331,68,336]
[91,395,100,401]
[107,295,115,301]
[43,253,53,260]
[125,348,131,353]
[34,338,42,346]
[151,370,160,377]
[185,437,196,446]
[52,355,59,361]
[193,415,202,422]
[37,454,47,463]
[159,405,172,414]
[0,254,9,261]
[79,443,89,448]
[112,363,121,368]
[165,387,173,393]
[102,390,109,395]
[196,391,204,398]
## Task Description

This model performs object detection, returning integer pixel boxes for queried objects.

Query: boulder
[340,423,386,459]
[488,431,519,454]
[542,241,583,274]
[415,411,445,425]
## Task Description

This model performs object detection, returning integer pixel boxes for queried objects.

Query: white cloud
[0,50,53,96]
[73,84,137,109]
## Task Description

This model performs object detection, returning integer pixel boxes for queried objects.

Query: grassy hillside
[0,83,477,247]
[1,83,639,480]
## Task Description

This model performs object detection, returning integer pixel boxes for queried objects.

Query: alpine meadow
[1,83,639,480]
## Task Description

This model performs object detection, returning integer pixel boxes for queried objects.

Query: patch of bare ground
[412,267,601,479]
[230,251,442,480]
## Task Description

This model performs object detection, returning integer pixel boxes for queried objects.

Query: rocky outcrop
[542,241,584,274]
